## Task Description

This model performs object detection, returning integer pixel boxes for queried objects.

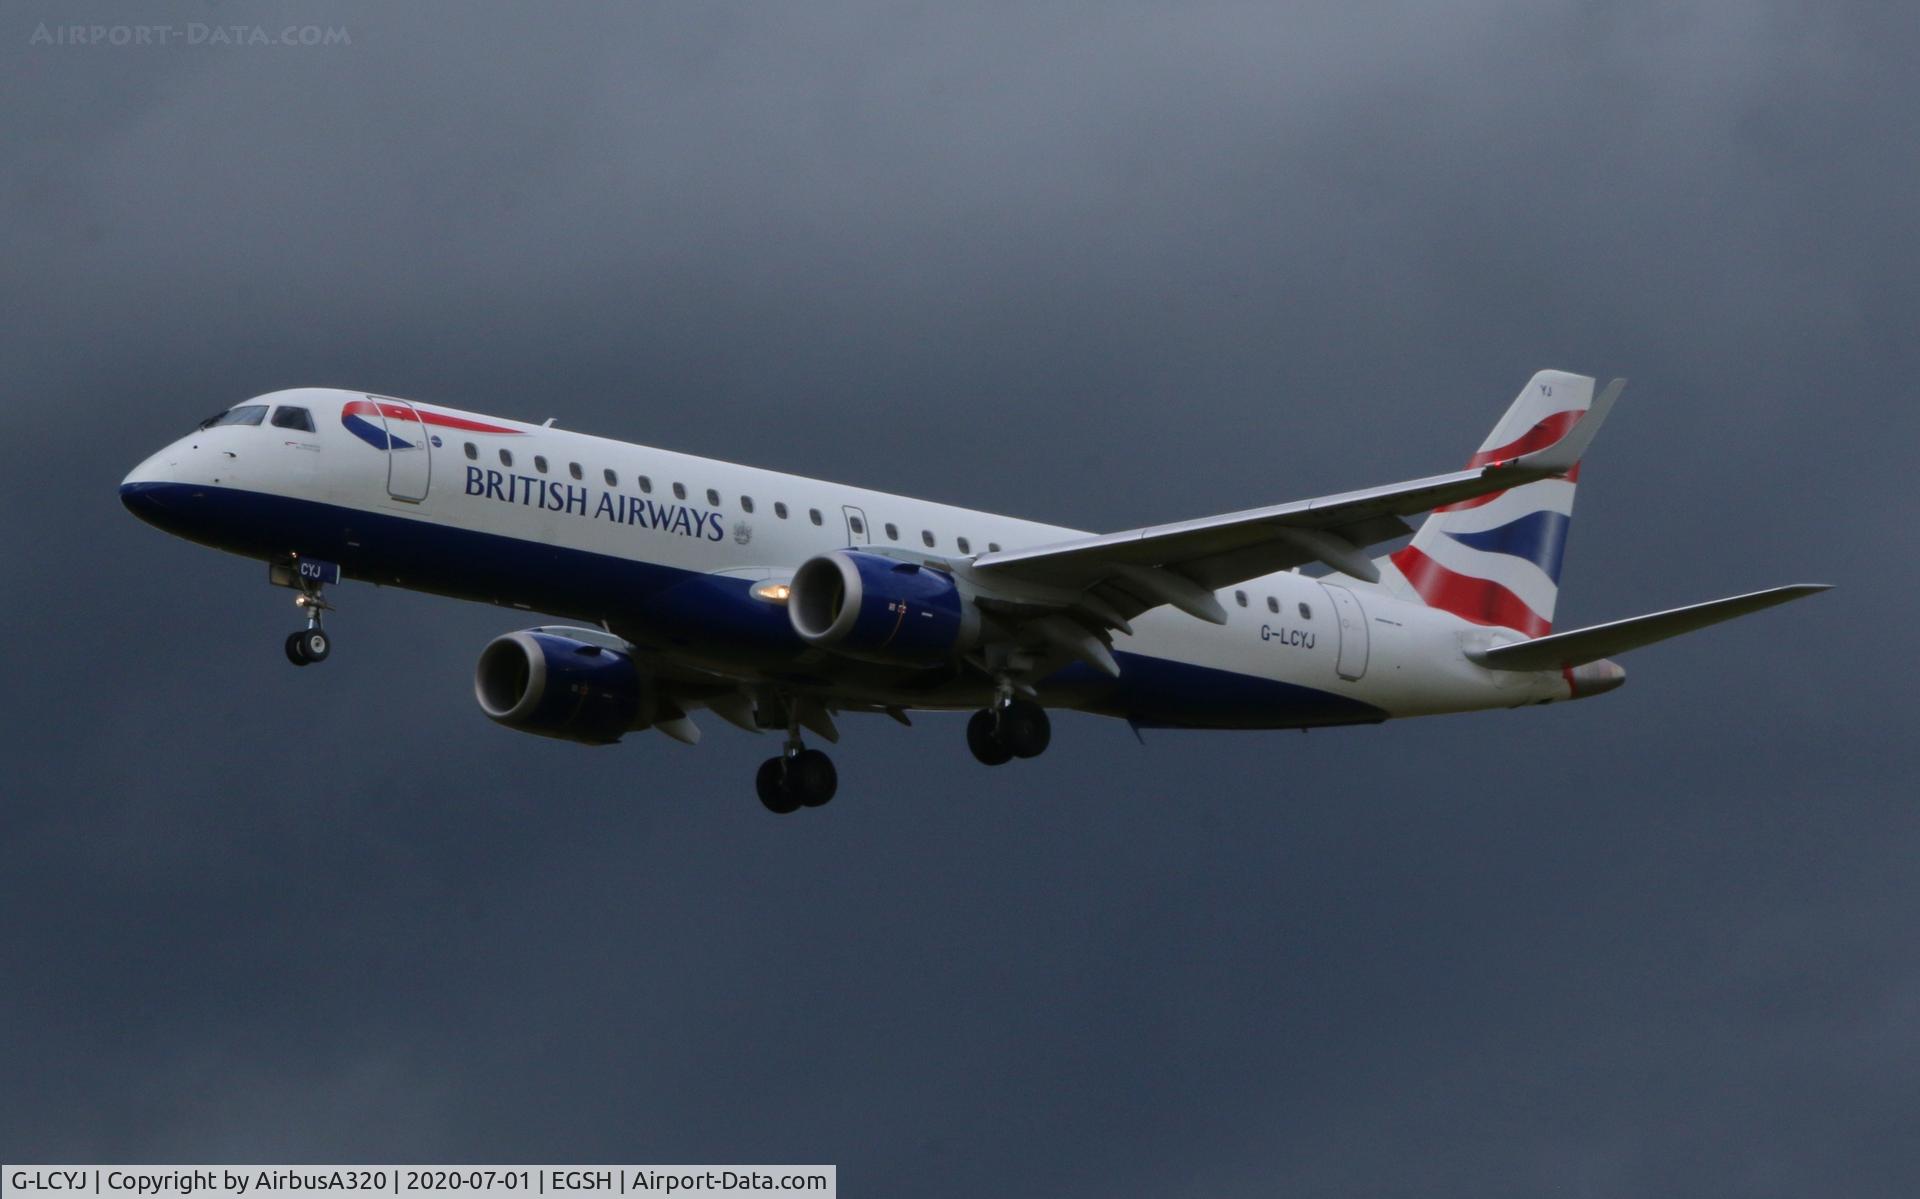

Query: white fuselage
[121,388,1579,729]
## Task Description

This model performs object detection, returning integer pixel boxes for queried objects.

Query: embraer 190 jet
[121,371,1825,813]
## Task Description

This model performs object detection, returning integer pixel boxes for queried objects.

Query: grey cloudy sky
[2,2,1914,1195]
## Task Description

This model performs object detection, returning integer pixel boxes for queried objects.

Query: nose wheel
[285,627,331,666]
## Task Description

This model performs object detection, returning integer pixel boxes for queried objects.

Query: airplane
[120,370,1827,813]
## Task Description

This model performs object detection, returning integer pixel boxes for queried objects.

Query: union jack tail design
[1379,370,1598,637]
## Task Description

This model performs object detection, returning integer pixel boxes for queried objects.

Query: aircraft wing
[972,379,1621,625]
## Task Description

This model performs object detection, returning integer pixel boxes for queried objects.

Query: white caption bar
[3,1169,834,1199]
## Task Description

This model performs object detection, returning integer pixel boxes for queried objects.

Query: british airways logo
[464,466,726,541]
[341,399,524,451]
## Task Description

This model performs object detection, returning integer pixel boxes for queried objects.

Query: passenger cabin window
[809,508,823,526]
[884,522,899,541]
[270,406,315,433]
[603,468,618,486]
[464,442,479,461]
[637,476,652,494]
[988,542,1001,553]
[673,483,686,500]
[849,515,866,535]
[774,502,788,519]
[499,449,514,467]
[534,456,549,474]
[1234,590,1248,607]
[1267,596,1279,614]
[202,405,267,428]
[740,496,754,514]
[569,462,583,480]
[706,488,720,507]
[957,537,971,554]
[921,530,936,548]
[1298,602,1312,620]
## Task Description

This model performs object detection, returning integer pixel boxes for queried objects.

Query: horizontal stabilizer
[1469,584,1831,671]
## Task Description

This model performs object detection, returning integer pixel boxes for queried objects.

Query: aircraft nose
[120,449,179,524]
[120,477,170,524]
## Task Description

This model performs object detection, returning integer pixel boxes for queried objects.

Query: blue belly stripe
[121,481,1387,730]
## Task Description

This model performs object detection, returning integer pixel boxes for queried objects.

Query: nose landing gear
[272,557,339,666]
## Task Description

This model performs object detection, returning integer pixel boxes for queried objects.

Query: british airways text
[464,466,725,540]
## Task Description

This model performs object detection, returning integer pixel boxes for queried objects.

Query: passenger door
[373,397,431,502]
[1318,581,1370,681]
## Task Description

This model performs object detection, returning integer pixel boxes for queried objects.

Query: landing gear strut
[755,721,838,814]
[967,696,1051,765]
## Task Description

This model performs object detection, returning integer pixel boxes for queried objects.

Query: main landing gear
[756,709,838,815]
[756,744,838,814]
[967,697,1051,766]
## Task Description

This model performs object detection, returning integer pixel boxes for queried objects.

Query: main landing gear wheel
[1000,698,1051,759]
[756,758,801,815]
[967,699,1052,765]
[756,748,838,814]
[790,749,837,807]
[967,709,1013,766]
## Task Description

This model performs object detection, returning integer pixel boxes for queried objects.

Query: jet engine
[788,550,981,666]
[474,628,655,744]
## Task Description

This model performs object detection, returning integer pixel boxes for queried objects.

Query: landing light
[751,581,792,604]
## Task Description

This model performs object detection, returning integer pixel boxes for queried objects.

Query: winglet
[1502,376,1624,476]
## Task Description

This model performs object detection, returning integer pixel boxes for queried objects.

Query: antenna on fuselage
[542,418,557,427]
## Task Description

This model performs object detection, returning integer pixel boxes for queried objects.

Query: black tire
[756,757,800,814]
[1001,699,1052,759]
[297,628,331,663]
[967,709,1013,765]
[284,631,311,666]
[791,749,837,807]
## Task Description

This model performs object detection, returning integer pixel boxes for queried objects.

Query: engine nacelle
[474,629,654,745]
[788,550,981,666]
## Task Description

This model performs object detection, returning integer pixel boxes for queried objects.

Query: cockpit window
[270,406,315,432]
[199,405,268,429]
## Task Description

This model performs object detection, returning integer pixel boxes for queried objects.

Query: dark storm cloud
[3,3,1915,1195]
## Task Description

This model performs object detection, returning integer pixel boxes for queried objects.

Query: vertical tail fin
[1379,370,1611,636]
